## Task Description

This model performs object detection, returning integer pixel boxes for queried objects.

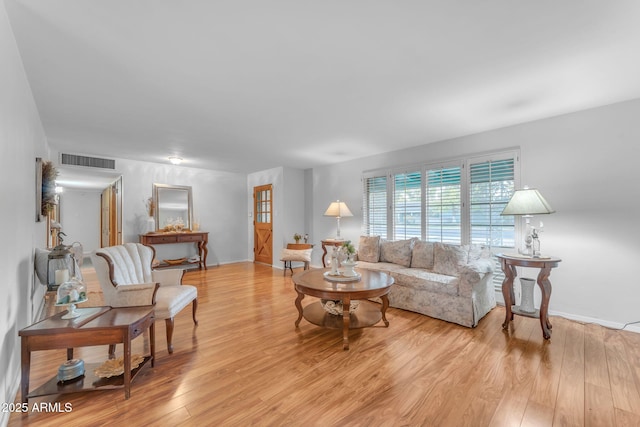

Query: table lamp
[501,186,555,257]
[324,200,353,240]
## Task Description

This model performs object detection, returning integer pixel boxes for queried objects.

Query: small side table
[497,254,562,340]
[321,239,345,267]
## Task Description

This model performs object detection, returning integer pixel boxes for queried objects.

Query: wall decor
[36,157,59,222]
[35,157,43,222]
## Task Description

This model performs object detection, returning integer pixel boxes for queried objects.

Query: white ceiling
[7,1,640,176]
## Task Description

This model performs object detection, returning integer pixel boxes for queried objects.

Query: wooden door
[101,187,110,247]
[253,184,273,265]
[100,184,118,247]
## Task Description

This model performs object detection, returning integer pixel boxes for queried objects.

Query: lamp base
[519,278,536,313]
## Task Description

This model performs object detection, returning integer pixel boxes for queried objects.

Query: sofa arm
[467,259,494,274]
[458,259,494,296]
[109,283,159,307]
[152,268,185,286]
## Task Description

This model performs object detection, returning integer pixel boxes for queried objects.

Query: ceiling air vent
[60,153,115,170]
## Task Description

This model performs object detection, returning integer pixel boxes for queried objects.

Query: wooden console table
[497,253,562,340]
[140,231,208,270]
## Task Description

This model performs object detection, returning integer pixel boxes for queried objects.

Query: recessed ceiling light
[168,156,183,165]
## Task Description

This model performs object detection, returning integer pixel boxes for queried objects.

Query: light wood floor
[9,262,640,426]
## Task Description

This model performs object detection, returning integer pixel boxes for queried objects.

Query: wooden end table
[293,268,394,350]
[497,254,562,339]
[19,306,155,403]
[320,239,345,267]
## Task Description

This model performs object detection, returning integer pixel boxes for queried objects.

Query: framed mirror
[153,183,193,231]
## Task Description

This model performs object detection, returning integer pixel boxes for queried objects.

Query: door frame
[253,184,273,265]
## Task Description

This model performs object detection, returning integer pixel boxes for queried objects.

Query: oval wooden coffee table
[293,268,394,350]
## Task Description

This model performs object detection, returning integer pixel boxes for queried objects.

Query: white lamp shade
[324,201,353,218]
[501,188,555,216]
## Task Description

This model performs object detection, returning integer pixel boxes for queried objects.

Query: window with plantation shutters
[363,175,387,236]
[426,166,462,244]
[469,158,515,248]
[361,150,519,282]
[393,171,422,240]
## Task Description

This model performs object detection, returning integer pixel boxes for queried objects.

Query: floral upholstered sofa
[356,236,495,327]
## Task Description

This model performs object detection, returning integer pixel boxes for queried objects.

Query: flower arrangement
[342,240,356,261]
[293,233,302,243]
[145,197,155,217]
[342,240,355,254]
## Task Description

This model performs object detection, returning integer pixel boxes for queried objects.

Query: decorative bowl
[57,359,85,382]
[320,299,360,315]
[163,258,186,265]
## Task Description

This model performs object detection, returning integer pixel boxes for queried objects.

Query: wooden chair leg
[108,344,116,359]
[165,318,174,354]
[283,261,287,276]
[192,299,198,325]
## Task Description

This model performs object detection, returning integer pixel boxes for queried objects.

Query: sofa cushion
[411,240,434,269]
[380,239,413,267]
[433,243,469,276]
[391,268,460,296]
[357,235,380,262]
[280,248,312,262]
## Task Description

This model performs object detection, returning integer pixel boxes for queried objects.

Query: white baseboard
[495,301,640,334]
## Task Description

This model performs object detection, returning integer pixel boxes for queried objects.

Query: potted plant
[342,240,356,262]
[293,233,302,243]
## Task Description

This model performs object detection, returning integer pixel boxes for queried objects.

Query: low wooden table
[497,254,562,339]
[19,306,155,403]
[293,268,394,350]
[140,231,209,269]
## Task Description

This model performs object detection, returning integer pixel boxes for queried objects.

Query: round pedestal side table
[497,254,562,340]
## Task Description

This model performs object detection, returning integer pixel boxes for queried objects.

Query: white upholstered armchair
[91,243,198,354]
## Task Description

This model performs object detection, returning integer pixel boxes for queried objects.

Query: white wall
[309,98,640,330]
[111,158,248,265]
[282,167,307,245]
[0,2,49,425]
[59,189,101,256]
[247,166,307,267]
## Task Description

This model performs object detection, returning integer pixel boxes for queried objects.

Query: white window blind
[362,149,519,287]
[363,175,387,236]
[469,158,515,248]
[393,171,422,240]
[426,166,462,244]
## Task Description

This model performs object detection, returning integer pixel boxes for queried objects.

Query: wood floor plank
[8,262,640,427]
[553,320,585,426]
[605,327,640,414]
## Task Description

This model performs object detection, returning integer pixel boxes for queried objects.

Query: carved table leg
[537,266,553,339]
[342,296,351,350]
[501,261,516,330]
[321,244,328,267]
[123,331,131,399]
[381,294,390,327]
[21,338,30,403]
[199,239,209,270]
[294,289,305,327]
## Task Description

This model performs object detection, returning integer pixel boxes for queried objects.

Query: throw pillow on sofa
[411,240,434,269]
[433,242,469,276]
[358,235,380,262]
[380,239,413,267]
